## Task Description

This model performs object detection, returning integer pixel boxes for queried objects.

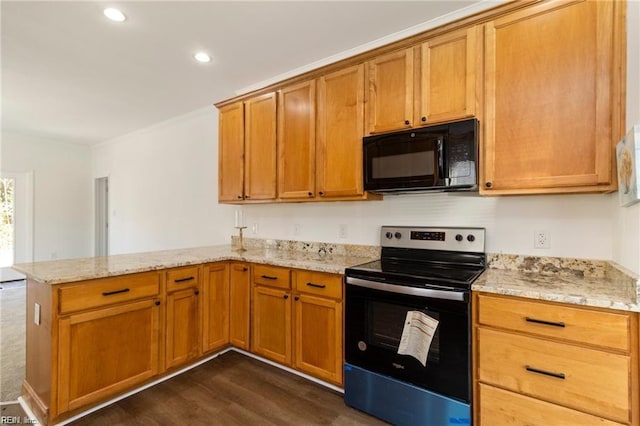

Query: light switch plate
[34,303,41,325]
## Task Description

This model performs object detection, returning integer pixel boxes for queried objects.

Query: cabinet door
[166,287,201,369]
[229,263,250,350]
[277,80,316,199]
[293,293,343,385]
[419,26,479,125]
[218,102,245,202]
[366,48,414,134]
[202,263,230,353]
[316,64,365,198]
[251,285,291,365]
[245,92,277,200]
[483,0,618,193]
[57,299,160,413]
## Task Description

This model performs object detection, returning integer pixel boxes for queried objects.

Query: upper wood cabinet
[420,26,480,125]
[245,93,277,201]
[277,81,316,200]
[316,64,366,198]
[365,26,479,134]
[482,0,622,194]
[218,102,244,202]
[218,93,277,202]
[365,48,415,134]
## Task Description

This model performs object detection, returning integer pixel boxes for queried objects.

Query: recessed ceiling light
[104,8,126,22]
[194,52,211,63]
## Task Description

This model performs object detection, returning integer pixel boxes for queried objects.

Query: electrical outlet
[251,222,259,234]
[294,224,301,236]
[339,224,348,239]
[534,230,550,249]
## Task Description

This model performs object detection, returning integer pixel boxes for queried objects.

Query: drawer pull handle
[525,317,565,328]
[174,276,195,283]
[102,288,130,296]
[261,275,278,280]
[306,282,326,289]
[525,365,565,380]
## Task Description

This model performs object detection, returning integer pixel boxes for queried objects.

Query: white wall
[242,193,614,260]
[612,0,640,274]
[0,133,92,261]
[91,107,234,255]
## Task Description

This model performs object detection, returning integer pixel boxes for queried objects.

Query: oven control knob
[385,232,393,239]
[394,232,402,239]
[358,341,367,351]
[455,234,463,242]
[467,234,476,242]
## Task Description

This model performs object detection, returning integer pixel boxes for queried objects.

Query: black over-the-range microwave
[362,118,479,194]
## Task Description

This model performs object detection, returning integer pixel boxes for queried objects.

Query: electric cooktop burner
[346,226,486,291]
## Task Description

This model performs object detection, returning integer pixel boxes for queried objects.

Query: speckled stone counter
[12,242,379,285]
[473,254,640,312]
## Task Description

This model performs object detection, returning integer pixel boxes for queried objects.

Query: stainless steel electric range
[344,226,486,426]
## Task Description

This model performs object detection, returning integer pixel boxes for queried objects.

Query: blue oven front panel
[344,363,471,426]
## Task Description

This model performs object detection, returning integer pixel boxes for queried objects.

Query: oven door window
[345,284,469,403]
[363,133,444,190]
[367,300,440,363]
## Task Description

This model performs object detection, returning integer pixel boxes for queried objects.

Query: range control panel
[380,226,485,253]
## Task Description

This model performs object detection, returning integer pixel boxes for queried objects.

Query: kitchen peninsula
[14,239,640,425]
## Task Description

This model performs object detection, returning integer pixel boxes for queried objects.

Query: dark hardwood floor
[72,351,388,425]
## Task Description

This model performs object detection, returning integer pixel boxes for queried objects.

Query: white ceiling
[1,1,493,145]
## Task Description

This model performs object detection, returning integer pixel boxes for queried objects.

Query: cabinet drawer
[59,272,160,315]
[166,266,200,292]
[477,327,630,423]
[478,384,624,426]
[294,270,342,299]
[477,294,630,352]
[253,264,291,289]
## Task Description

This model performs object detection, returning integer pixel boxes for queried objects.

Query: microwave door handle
[437,138,445,181]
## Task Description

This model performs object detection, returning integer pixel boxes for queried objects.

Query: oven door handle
[345,277,467,302]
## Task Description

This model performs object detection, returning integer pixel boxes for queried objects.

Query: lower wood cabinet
[250,266,345,386]
[252,279,292,365]
[474,292,639,426]
[57,298,160,413]
[25,261,345,426]
[165,266,201,369]
[202,263,230,353]
[229,262,250,350]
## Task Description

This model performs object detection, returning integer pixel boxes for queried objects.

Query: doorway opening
[95,177,109,257]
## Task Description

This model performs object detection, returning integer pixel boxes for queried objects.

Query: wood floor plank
[72,352,387,425]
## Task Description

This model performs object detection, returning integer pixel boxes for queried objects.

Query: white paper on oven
[397,311,439,367]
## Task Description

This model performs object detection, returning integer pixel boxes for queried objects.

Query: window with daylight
[0,178,15,267]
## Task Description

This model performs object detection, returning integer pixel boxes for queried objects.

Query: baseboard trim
[230,348,344,394]
[35,346,343,425]
[53,348,232,425]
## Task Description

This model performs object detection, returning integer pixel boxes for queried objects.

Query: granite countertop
[473,254,640,312]
[12,244,378,285]
[13,240,640,312]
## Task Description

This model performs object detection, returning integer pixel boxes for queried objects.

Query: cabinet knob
[319,191,325,196]
[242,267,248,272]
[245,195,251,199]
[404,120,410,125]
[155,300,161,306]
[421,116,427,122]
[294,296,299,301]
[194,289,200,296]
[237,195,243,200]
[283,294,289,299]
[485,182,493,188]
[308,192,313,197]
